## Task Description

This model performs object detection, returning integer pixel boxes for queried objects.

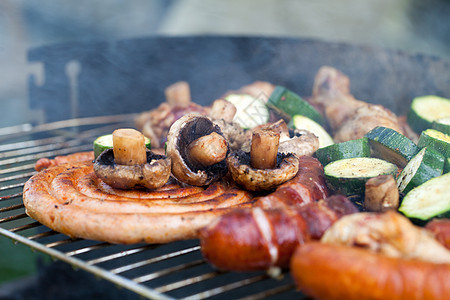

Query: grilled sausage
[199,195,358,271]
[426,219,450,250]
[24,161,253,244]
[254,156,328,209]
[35,151,95,171]
[291,242,450,300]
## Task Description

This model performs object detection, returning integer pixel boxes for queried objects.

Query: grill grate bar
[0,163,36,175]
[0,141,79,159]
[9,221,42,233]
[133,259,205,284]
[0,123,33,137]
[111,246,201,275]
[0,192,23,201]
[0,172,36,183]
[181,275,269,300]
[0,136,66,152]
[28,230,59,240]
[0,124,123,159]
[0,212,28,224]
[46,237,82,249]
[86,245,154,266]
[0,182,25,191]
[154,271,224,294]
[65,242,111,257]
[0,203,24,213]
[0,144,93,166]
[238,283,297,300]
[0,114,137,141]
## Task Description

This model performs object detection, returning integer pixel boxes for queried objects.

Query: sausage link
[291,242,450,300]
[35,151,95,171]
[255,156,328,209]
[199,195,357,271]
[426,219,450,250]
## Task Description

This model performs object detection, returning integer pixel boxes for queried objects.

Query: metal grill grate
[0,115,300,300]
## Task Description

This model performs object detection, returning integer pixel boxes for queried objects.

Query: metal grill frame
[0,115,298,300]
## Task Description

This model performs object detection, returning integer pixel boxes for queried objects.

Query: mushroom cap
[278,129,319,157]
[227,150,299,191]
[166,113,229,186]
[93,149,171,190]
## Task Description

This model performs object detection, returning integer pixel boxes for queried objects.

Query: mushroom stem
[113,129,147,165]
[266,120,290,142]
[210,99,237,122]
[165,81,191,108]
[187,132,228,168]
[250,128,280,169]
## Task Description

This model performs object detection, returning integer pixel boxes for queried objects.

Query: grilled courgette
[324,157,397,196]
[399,172,450,221]
[407,95,450,133]
[397,147,445,195]
[365,126,419,168]
[315,138,370,167]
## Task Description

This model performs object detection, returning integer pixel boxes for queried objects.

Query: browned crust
[426,219,450,250]
[23,161,252,244]
[291,242,450,300]
[35,151,95,171]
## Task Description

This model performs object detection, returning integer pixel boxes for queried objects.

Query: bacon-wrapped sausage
[199,195,358,271]
[254,156,328,209]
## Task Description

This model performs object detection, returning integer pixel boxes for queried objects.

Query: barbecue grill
[1,36,450,299]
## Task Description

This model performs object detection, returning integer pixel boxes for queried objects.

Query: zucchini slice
[445,157,450,174]
[225,94,270,129]
[432,117,450,135]
[315,138,370,167]
[324,157,398,196]
[407,95,450,133]
[397,147,445,195]
[417,129,450,158]
[268,86,325,125]
[365,126,419,168]
[399,172,450,221]
[290,115,334,148]
[93,134,151,159]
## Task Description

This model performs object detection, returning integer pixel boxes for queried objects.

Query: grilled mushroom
[269,119,320,157]
[240,120,319,156]
[94,129,171,189]
[227,124,299,191]
[166,113,229,186]
[364,174,399,212]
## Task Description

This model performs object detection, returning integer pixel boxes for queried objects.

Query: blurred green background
[0,238,49,283]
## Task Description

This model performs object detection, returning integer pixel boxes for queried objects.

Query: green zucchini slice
[315,138,370,167]
[397,147,445,195]
[407,95,450,133]
[365,126,419,168]
[268,86,324,125]
[399,172,450,221]
[432,117,450,135]
[93,134,151,159]
[445,157,450,174]
[225,94,270,129]
[324,157,398,196]
[290,115,334,148]
[418,129,450,158]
